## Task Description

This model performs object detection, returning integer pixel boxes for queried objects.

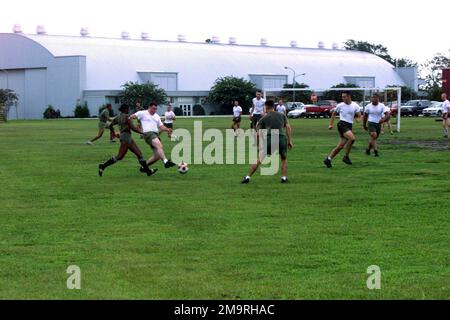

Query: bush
[174,107,183,116]
[43,105,56,119]
[74,102,90,118]
[193,104,205,116]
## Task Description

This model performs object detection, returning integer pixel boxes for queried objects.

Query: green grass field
[0,117,449,300]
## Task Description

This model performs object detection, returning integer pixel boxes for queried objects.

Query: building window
[137,72,178,91]
[249,74,288,90]
[344,76,375,88]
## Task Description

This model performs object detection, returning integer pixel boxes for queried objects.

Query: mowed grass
[0,117,449,300]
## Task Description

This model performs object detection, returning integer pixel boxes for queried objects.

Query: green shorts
[368,122,381,138]
[120,132,133,144]
[144,132,160,149]
[265,134,288,158]
[98,121,107,129]
[337,121,353,138]
[252,114,262,128]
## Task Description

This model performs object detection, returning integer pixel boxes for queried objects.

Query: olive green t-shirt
[111,114,131,133]
[99,109,110,123]
[257,111,288,135]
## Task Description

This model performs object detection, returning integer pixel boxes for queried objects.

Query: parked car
[287,105,307,118]
[423,101,443,117]
[305,100,337,118]
[399,100,432,116]
[286,102,305,112]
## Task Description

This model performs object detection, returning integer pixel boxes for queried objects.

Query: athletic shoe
[241,177,250,184]
[323,157,332,168]
[281,178,288,184]
[164,160,176,169]
[374,150,379,157]
[365,149,371,156]
[86,141,93,145]
[98,164,104,177]
[343,156,353,165]
[146,168,158,177]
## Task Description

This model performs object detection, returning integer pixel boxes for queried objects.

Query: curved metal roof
[12,34,406,90]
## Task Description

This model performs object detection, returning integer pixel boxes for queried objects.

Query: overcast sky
[1,0,449,64]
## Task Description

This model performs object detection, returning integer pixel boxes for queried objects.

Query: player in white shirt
[363,93,390,157]
[250,90,266,129]
[129,102,176,169]
[276,99,287,115]
[441,93,450,138]
[163,105,176,139]
[231,100,243,136]
[324,91,361,168]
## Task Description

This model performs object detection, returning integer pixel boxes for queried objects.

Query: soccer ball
[178,162,189,174]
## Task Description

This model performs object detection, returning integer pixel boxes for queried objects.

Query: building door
[180,104,192,116]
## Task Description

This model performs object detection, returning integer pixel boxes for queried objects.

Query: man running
[324,91,361,168]
[363,93,389,157]
[231,100,243,136]
[250,90,266,129]
[241,100,293,184]
[98,104,157,177]
[276,99,287,115]
[129,102,176,169]
[441,93,449,138]
[86,104,117,145]
[164,104,176,139]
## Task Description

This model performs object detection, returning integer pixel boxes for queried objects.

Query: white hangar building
[0,28,411,119]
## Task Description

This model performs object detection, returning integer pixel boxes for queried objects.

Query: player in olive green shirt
[242,100,293,184]
[98,104,157,177]
[86,104,117,145]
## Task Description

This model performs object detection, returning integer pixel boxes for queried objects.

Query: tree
[120,81,168,109]
[322,83,364,102]
[206,76,257,114]
[386,85,418,102]
[0,89,18,118]
[280,83,312,103]
[394,58,418,68]
[420,53,450,90]
[344,39,394,65]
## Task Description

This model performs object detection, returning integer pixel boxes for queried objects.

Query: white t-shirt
[277,105,287,114]
[442,100,450,114]
[164,111,176,124]
[134,111,162,133]
[365,103,387,123]
[252,97,266,115]
[335,102,360,124]
[233,106,243,118]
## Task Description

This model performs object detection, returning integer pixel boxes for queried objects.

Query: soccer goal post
[263,87,403,132]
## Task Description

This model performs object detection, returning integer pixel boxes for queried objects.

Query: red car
[305,100,337,118]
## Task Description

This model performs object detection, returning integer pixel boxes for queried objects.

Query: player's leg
[129,140,158,176]
[109,125,117,142]
[151,138,176,168]
[369,132,378,156]
[324,137,347,168]
[443,117,449,138]
[88,127,105,144]
[343,130,356,164]
[242,149,266,184]
[98,142,128,176]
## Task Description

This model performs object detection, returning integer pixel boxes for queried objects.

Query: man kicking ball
[363,93,390,157]
[324,91,361,168]
[241,100,293,184]
[129,102,176,170]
